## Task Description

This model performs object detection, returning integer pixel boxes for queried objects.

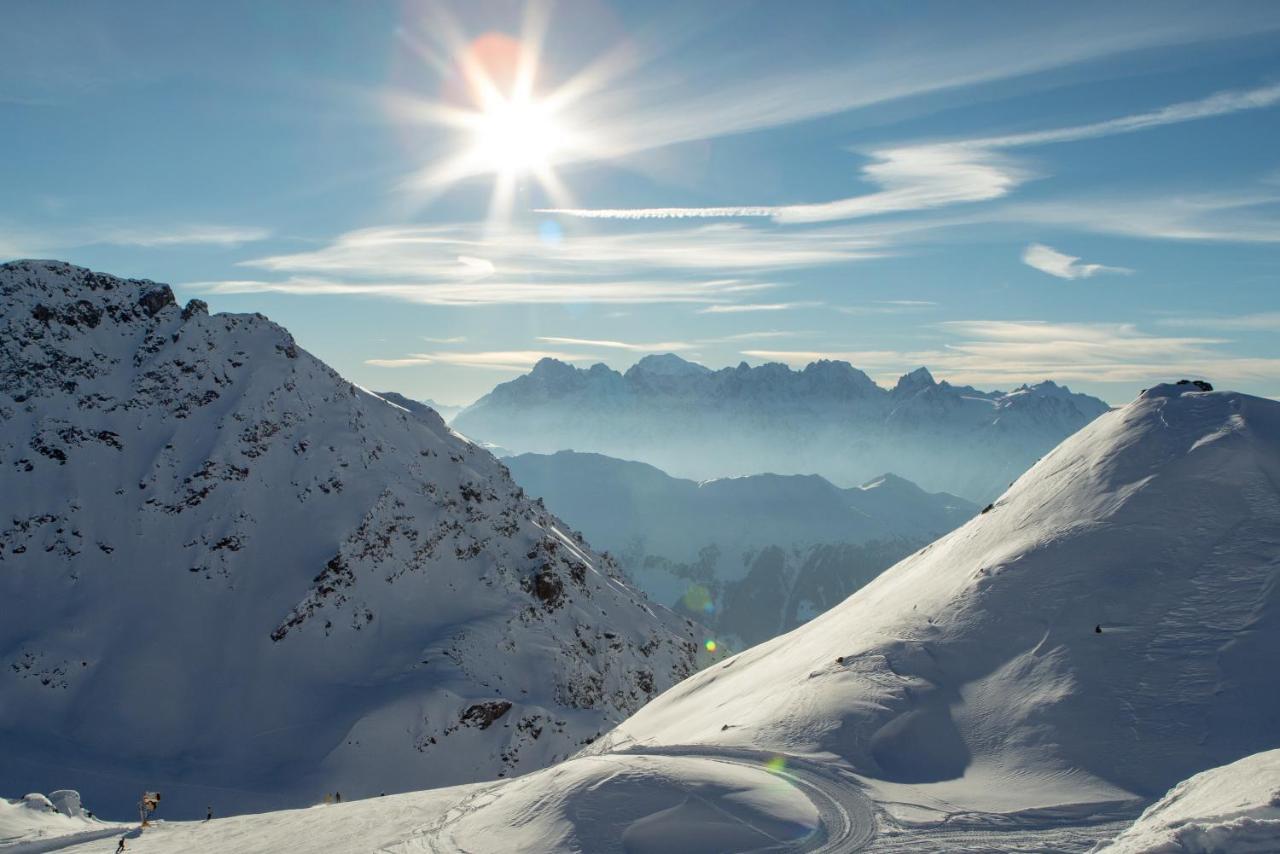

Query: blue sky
[3,0,1279,405]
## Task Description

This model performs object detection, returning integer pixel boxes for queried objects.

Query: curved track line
[614,746,876,853]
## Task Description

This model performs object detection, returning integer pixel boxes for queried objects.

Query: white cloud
[740,349,907,368]
[1021,243,1132,279]
[0,223,271,257]
[1157,312,1280,331]
[698,302,819,314]
[1002,193,1280,243]
[569,7,1280,161]
[189,275,769,306]
[422,335,468,344]
[739,320,1280,393]
[93,225,272,247]
[199,222,885,307]
[548,82,1280,225]
[365,350,598,371]
[537,336,696,352]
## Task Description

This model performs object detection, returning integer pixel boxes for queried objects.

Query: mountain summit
[0,261,697,817]
[453,354,1110,502]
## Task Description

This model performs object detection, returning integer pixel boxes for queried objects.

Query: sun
[470,95,566,176]
[385,5,619,223]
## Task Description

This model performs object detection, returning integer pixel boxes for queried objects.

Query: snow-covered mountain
[376,392,465,425]
[7,382,1278,853]
[0,261,697,819]
[452,354,1112,502]
[506,451,977,647]
[593,383,1280,817]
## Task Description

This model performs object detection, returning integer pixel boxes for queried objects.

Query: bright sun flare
[389,13,601,222]
[471,96,565,175]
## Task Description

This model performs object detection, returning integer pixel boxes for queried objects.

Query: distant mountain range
[506,451,977,648]
[0,261,697,818]
[454,354,1111,502]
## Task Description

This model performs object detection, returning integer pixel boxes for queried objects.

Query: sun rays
[385,2,619,223]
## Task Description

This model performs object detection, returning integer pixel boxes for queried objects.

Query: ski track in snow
[394,745,875,853]
[0,826,130,854]
[611,746,878,853]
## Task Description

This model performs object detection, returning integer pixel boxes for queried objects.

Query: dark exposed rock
[137,285,177,318]
[459,700,513,729]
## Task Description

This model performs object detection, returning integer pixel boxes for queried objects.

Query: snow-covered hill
[1095,749,1280,853]
[594,383,1280,817]
[506,451,976,647]
[0,261,697,819]
[453,355,1111,502]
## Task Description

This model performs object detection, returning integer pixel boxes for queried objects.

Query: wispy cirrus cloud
[537,336,696,352]
[1001,192,1280,243]
[739,319,1280,394]
[1156,312,1280,331]
[568,5,1280,161]
[190,275,771,306]
[1,222,271,257]
[186,222,881,307]
[1021,243,1132,279]
[546,82,1280,225]
[366,350,599,371]
[697,302,819,314]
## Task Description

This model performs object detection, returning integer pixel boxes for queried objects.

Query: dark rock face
[137,285,177,317]
[460,701,513,729]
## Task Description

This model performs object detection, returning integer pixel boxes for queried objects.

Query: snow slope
[1094,749,1280,853]
[591,383,1280,822]
[453,355,1111,502]
[10,383,1277,852]
[506,451,976,647]
[0,261,697,819]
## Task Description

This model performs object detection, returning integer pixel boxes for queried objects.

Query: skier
[1095,624,1102,634]
[116,839,127,853]
[335,791,342,803]
[205,805,212,822]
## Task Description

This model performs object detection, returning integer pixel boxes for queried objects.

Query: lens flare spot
[764,756,787,774]
[704,639,718,653]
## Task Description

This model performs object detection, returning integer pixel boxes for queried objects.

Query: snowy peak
[0,261,698,818]
[455,355,1110,501]
[625,353,711,378]
[892,366,936,394]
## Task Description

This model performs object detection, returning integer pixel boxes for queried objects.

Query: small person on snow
[1095,624,1102,634]
[116,839,127,853]
[205,805,212,822]
[335,791,342,803]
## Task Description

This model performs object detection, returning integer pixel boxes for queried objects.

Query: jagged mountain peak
[456,355,1110,502]
[1,261,698,819]
[893,365,937,394]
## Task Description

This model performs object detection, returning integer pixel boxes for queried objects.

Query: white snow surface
[0,261,697,820]
[578,383,1280,833]
[1093,749,1280,853]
